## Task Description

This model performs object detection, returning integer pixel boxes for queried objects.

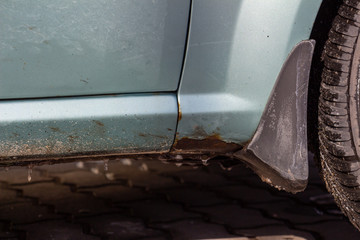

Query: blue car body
[0,0,324,192]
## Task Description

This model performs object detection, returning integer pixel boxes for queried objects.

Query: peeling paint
[172,134,241,153]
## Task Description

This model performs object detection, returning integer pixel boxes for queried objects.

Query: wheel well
[308,0,343,160]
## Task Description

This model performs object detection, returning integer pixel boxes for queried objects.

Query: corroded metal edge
[171,134,242,154]
[235,40,316,193]
[239,149,307,193]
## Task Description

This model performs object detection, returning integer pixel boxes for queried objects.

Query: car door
[0,0,190,158]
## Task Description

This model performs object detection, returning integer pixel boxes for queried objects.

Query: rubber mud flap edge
[235,40,316,193]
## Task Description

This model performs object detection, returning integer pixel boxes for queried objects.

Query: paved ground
[0,156,358,240]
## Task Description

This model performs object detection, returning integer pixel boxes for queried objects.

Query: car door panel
[0,0,190,99]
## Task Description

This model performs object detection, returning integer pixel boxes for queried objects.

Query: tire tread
[319,0,360,231]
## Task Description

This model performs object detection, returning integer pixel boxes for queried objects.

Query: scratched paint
[0,0,190,99]
[0,94,178,158]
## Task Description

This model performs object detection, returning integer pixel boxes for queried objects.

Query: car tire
[319,0,360,231]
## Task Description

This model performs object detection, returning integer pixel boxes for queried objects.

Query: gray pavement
[0,157,358,240]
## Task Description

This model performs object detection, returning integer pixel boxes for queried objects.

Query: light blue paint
[177,0,322,143]
[0,0,190,99]
[0,94,178,157]
[0,0,325,159]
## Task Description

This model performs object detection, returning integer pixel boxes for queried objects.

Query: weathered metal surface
[176,0,322,144]
[0,94,178,158]
[0,0,190,99]
[172,134,242,154]
[235,40,316,193]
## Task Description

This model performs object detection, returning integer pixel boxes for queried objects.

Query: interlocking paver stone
[13,182,116,216]
[0,202,60,224]
[289,185,329,205]
[78,214,166,240]
[156,187,229,207]
[134,158,194,173]
[151,219,238,240]
[0,168,52,184]
[0,158,359,239]
[0,223,21,239]
[92,160,183,189]
[160,169,235,187]
[0,188,31,205]
[233,225,315,240]
[212,185,284,204]
[118,173,181,190]
[119,199,201,223]
[249,200,342,224]
[206,161,251,175]
[47,171,116,188]
[15,220,100,240]
[189,204,281,229]
[0,232,19,240]
[297,221,360,240]
[216,164,262,182]
[35,162,79,174]
[79,185,151,203]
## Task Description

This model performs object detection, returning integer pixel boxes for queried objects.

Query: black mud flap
[235,40,316,193]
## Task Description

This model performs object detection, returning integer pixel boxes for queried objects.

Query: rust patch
[68,135,79,139]
[67,135,79,143]
[12,133,19,137]
[138,133,167,139]
[177,102,182,121]
[49,127,60,133]
[172,135,241,154]
[93,120,104,127]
